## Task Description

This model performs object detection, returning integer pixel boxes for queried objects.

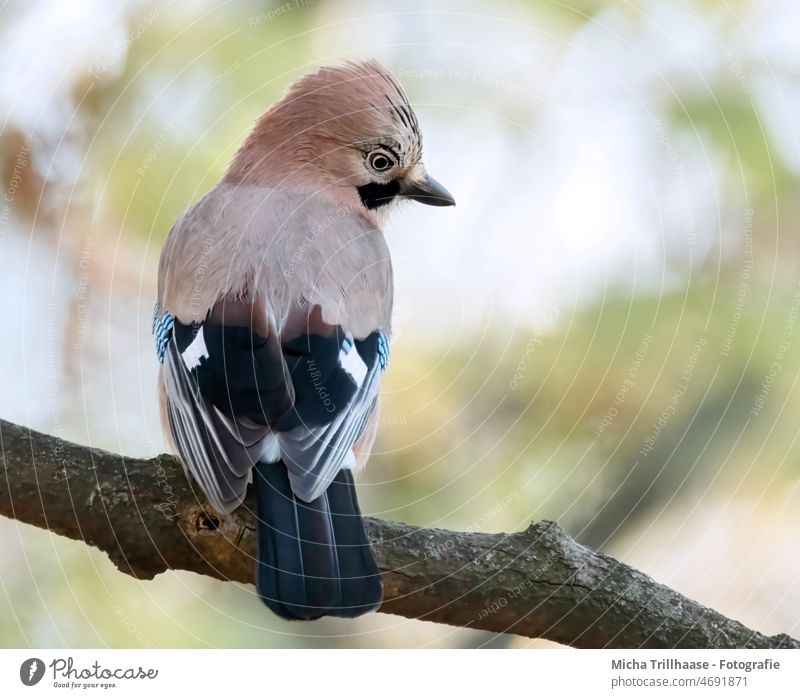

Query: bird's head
[227,60,455,217]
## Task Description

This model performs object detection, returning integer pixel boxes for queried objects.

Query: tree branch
[0,418,796,648]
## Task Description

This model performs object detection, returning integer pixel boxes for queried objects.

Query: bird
[153,59,455,620]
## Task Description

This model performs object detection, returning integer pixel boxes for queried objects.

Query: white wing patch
[339,338,368,386]
[181,325,209,370]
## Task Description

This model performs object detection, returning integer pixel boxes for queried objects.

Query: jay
[154,60,454,620]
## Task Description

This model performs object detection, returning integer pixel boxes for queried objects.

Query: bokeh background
[1,0,799,648]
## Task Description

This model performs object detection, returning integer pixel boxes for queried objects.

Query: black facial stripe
[357,179,400,209]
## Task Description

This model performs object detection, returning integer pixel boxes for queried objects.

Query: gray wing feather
[163,340,266,513]
[280,359,381,502]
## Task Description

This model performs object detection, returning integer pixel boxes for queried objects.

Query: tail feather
[254,460,382,620]
[324,468,383,618]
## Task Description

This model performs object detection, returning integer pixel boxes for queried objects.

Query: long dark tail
[253,460,383,620]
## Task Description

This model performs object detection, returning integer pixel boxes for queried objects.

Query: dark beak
[399,175,456,207]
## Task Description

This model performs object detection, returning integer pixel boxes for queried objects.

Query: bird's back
[158,182,394,340]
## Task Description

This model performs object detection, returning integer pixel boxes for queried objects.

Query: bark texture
[0,418,796,648]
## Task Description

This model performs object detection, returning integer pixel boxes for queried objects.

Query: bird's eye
[368,151,395,172]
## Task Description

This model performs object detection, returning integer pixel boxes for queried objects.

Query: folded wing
[157,300,388,509]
